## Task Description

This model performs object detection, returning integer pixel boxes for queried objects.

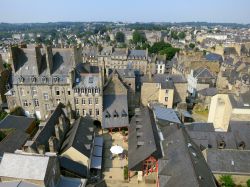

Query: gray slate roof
[153,106,181,124]
[206,149,250,174]
[60,116,95,158]
[158,124,216,187]
[128,107,161,170]
[102,95,129,129]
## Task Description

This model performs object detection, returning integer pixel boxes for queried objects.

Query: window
[88,89,91,94]
[19,76,24,83]
[95,88,99,94]
[23,100,28,107]
[82,109,86,116]
[53,76,59,83]
[55,87,60,96]
[96,109,99,116]
[20,88,25,96]
[105,111,111,118]
[165,97,168,102]
[68,90,71,95]
[45,104,50,111]
[89,109,93,116]
[31,76,36,83]
[122,110,127,117]
[82,98,86,105]
[76,109,80,115]
[95,98,98,105]
[34,99,39,107]
[42,76,47,83]
[88,98,92,105]
[113,110,119,118]
[31,87,37,96]
[43,93,49,100]
[75,98,79,105]
[56,99,60,104]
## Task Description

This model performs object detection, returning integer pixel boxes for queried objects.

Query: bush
[247,179,250,187]
[10,106,25,116]
[124,165,128,180]
[219,175,234,187]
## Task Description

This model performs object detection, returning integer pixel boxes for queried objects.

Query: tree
[149,41,172,54]
[178,31,186,40]
[247,179,250,187]
[189,43,195,49]
[115,31,125,43]
[170,31,179,40]
[219,175,235,187]
[9,106,26,116]
[159,47,180,60]
[105,35,110,42]
[132,30,146,44]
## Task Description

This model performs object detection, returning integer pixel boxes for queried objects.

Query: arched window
[42,76,47,83]
[113,110,119,118]
[31,76,36,83]
[53,76,59,83]
[19,76,24,83]
[105,111,111,118]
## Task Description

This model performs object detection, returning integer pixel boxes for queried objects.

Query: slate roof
[102,71,129,129]
[0,153,51,181]
[158,124,216,187]
[224,47,238,56]
[12,47,77,85]
[198,87,218,96]
[0,129,29,156]
[193,67,214,79]
[206,149,250,174]
[128,50,147,59]
[153,105,181,124]
[0,115,34,156]
[141,74,174,89]
[102,95,129,128]
[30,103,68,152]
[60,116,95,158]
[0,115,35,132]
[58,156,88,178]
[205,53,223,63]
[185,122,215,132]
[128,107,161,170]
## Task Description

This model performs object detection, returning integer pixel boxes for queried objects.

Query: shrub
[247,179,250,187]
[124,165,128,180]
[219,175,235,187]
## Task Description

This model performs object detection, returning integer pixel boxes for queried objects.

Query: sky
[1,0,250,24]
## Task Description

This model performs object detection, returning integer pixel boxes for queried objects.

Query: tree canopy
[148,41,179,60]
[132,30,146,44]
[115,31,125,43]
[178,31,186,39]
[219,175,235,187]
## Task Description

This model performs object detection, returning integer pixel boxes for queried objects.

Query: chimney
[0,54,4,73]
[46,46,53,74]
[8,46,18,72]
[35,46,42,74]
[55,124,62,142]
[49,136,58,153]
[37,144,45,154]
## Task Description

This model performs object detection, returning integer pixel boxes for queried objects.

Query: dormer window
[105,111,111,118]
[53,76,59,83]
[113,110,119,118]
[19,76,24,83]
[31,76,36,83]
[42,76,47,83]
[121,110,127,118]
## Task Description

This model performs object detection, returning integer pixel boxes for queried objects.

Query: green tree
[115,31,125,43]
[105,35,110,42]
[159,47,180,60]
[189,43,195,49]
[170,31,179,40]
[0,111,7,121]
[10,106,26,116]
[247,179,250,187]
[219,175,235,187]
[132,30,146,44]
[178,31,186,40]
[149,41,172,54]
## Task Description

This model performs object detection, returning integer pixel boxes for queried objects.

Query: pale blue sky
[1,0,250,24]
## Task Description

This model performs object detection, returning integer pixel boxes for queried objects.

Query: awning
[90,156,102,170]
[93,146,103,157]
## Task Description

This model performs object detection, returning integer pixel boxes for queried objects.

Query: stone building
[73,63,103,122]
[5,46,103,122]
[208,93,250,131]
[0,54,10,106]
[141,74,174,108]
[105,48,149,75]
